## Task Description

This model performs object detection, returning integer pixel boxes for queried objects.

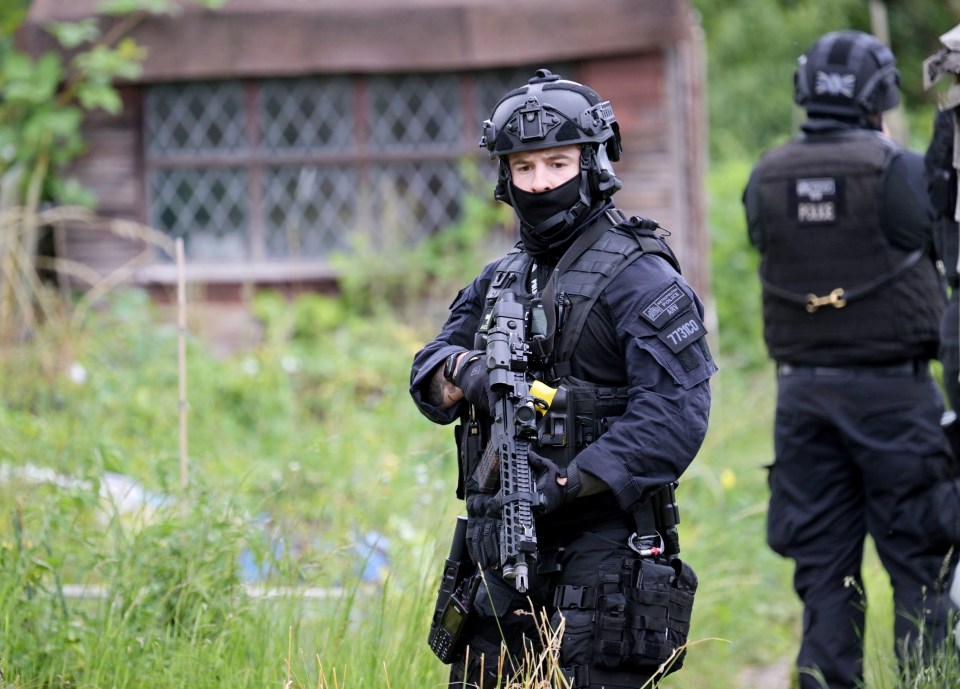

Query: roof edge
[18,0,698,81]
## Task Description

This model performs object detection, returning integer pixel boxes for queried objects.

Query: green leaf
[73,43,144,82]
[114,38,147,77]
[32,106,83,139]
[96,0,182,17]
[48,175,98,208]
[1,50,35,82]
[0,51,62,105]
[44,19,101,49]
[76,82,123,114]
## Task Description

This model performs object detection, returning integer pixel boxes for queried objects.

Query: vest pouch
[455,418,483,499]
[566,382,628,448]
[535,380,628,455]
[593,556,697,676]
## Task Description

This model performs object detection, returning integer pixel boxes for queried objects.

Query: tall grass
[0,200,957,688]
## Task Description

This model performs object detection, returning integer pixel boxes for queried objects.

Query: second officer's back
[743,30,956,689]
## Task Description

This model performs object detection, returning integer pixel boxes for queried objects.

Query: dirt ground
[737,657,793,689]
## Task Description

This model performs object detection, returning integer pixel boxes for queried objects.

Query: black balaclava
[511,175,585,255]
[506,148,605,256]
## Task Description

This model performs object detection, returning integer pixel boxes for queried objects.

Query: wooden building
[18,0,708,303]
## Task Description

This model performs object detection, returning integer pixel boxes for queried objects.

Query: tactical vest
[472,210,681,467]
[753,130,944,365]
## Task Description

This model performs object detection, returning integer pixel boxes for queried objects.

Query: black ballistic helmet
[794,30,900,118]
[479,69,623,205]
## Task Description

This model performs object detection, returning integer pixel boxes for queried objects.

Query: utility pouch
[428,516,480,663]
[593,556,697,676]
[455,416,483,499]
[652,483,682,556]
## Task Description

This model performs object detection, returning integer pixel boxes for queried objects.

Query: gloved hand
[528,450,582,514]
[465,515,501,569]
[466,491,503,518]
[465,491,503,569]
[453,351,494,414]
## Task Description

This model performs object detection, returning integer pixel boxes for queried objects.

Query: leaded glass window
[142,67,571,268]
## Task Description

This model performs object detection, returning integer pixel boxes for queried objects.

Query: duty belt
[560,664,652,689]
[778,359,923,377]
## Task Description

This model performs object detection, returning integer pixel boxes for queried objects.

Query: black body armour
[471,212,680,472]
[753,130,944,365]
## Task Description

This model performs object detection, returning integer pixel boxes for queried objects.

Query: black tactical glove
[452,350,493,414]
[527,450,582,514]
[466,491,503,518]
[465,516,501,569]
[465,491,503,568]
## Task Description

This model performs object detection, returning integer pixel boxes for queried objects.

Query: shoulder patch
[657,310,707,354]
[639,280,693,329]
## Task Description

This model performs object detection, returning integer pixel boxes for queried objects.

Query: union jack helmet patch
[814,71,856,99]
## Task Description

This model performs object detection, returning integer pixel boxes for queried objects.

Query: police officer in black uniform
[410,70,716,688]
[743,31,956,689]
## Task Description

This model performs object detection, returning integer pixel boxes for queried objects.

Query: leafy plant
[331,159,513,319]
[0,0,225,348]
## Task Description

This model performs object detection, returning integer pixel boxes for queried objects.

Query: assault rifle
[482,292,540,593]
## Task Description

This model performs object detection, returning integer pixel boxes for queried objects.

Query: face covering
[511,175,585,254]
[511,174,581,227]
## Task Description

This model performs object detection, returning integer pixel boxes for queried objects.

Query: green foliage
[2,286,960,687]
[0,284,463,687]
[0,1,29,39]
[691,0,960,160]
[708,158,767,371]
[331,161,513,319]
[0,0,223,208]
[0,482,304,689]
[98,0,228,14]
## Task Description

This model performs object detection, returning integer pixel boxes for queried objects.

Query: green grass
[0,277,956,688]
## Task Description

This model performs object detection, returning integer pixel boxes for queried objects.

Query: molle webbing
[482,214,680,379]
[550,227,677,376]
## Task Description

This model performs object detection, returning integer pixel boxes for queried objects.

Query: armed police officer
[743,31,957,689]
[410,70,716,688]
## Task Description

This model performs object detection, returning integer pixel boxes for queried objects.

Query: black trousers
[449,522,659,689]
[769,362,957,689]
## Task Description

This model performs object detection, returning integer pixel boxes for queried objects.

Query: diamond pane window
[259,77,354,153]
[145,81,246,157]
[370,161,465,243]
[262,165,357,258]
[143,67,557,271]
[149,168,250,261]
[367,74,461,150]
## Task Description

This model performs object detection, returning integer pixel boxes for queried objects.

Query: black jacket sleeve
[925,109,958,220]
[880,148,934,251]
[409,262,497,425]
